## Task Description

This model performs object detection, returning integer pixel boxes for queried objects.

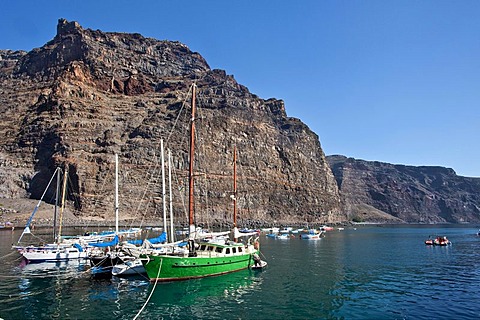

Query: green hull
[142,250,259,281]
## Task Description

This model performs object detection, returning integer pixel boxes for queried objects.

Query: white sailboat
[113,143,188,277]
[88,154,129,276]
[18,168,89,262]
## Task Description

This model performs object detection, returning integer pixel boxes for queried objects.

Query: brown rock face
[0,19,342,226]
[327,155,480,223]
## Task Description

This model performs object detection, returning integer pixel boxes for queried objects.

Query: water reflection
[141,270,264,318]
[154,270,262,302]
[17,259,89,278]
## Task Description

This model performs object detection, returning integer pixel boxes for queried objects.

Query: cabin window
[199,244,207,251]
[216,247,223,253]
[238,247,243,253]
[232,247,237,254]
[226,248,231,254]
[207,246,214,251]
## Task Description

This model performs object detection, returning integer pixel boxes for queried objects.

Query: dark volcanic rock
[0,19,342,226]
[327,155,480,223]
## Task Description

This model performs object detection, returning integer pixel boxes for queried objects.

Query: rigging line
[192,91,212,228]
[19,167,61,243]
[132,259,163,320]
[128,86,196,228]
[129,85,192,222]
[124,141,167,224]
[165,84,193,145]
[156,87,193,226]
[19,232,51,245]
[171,161,188,225]
[131,158,161,220]
[0,250,17,260]
[84,161,113,232]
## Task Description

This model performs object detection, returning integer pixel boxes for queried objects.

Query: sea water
[0,225,479,319]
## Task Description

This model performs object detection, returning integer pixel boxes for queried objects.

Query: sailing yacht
[141,84,265,282]
[17,168,89,262]
[88,154,130,276]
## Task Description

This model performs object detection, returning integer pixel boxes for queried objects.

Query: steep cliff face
[327,155,480,223]
[0,19,342,226]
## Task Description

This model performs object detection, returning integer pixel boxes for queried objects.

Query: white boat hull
[251,260,267,270]
[21,247,88,262]
[112,259,146,276]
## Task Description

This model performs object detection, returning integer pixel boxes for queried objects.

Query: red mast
[233,145,237,228]
[188,84,196,237]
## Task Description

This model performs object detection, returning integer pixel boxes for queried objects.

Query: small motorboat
[251,252,267,270]
[111,258,146,277]
[279,227,293,234]
[320,225,334,231]
[300,229,325,240]
[251,260,267,270]
[266,233,290,239]
[425,235,451,246]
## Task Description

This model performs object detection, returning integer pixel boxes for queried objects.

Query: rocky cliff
[327,155,480,223]
[0,19,342,226]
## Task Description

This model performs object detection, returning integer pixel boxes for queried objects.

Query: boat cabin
[197,242,246,257]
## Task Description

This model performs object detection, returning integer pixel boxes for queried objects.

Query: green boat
[142,84,265,282]
[142,238,261,281]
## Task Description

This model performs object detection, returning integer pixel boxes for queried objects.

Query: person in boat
[252,253,261,266]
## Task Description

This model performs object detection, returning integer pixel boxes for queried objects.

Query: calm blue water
[0,225,479,319]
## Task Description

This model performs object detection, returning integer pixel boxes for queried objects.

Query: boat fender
[253,240,260,250]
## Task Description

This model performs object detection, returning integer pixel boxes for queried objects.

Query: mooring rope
[132,258,162,320]
[0,250,17,261]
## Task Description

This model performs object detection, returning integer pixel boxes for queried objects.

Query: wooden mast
[188,84,196,239]
[53,168,61,242]
[233,146,237,228]
[233,146,238,242]
[57,167,68,244]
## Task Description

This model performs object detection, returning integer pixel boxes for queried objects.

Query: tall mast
[161,139,167,240]
[233,146,238,242]
[115,154,119,235]
[168,148,175,243]
[57,168,68,244]
[188,84,196,238]
[53,168,61,242]
[233,146,237,228]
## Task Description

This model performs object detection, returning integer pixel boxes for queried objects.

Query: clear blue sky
[2,1,479,177]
